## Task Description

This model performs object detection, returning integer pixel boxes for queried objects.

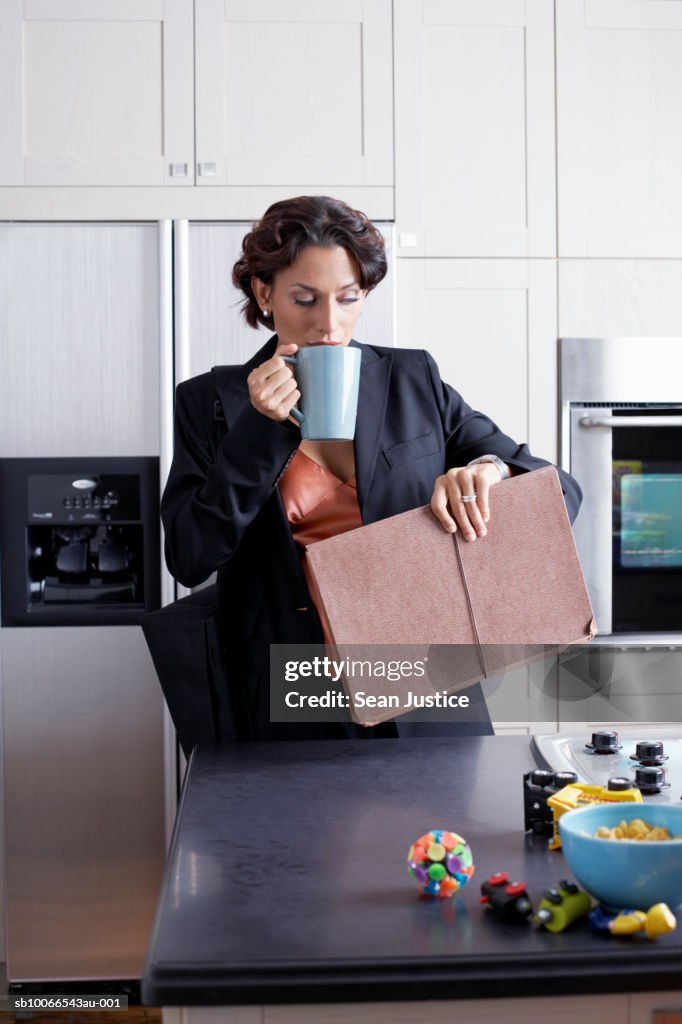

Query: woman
[161,195,581,742]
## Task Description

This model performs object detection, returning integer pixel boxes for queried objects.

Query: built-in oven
[560,338,682,638]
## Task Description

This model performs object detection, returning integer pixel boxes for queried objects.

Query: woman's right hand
[247,343,301,422]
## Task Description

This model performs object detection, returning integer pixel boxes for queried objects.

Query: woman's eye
[292,295,360,307]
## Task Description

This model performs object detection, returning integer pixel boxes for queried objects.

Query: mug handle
[281,355,304,425]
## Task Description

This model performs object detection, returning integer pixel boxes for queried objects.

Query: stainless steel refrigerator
[0,219,394,986]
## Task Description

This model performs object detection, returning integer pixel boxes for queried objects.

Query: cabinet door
[557,0,682,257]
[0,0,193,186]
[394,0,555,258]
[194,0,393,187]
[396,259,558,460]
[557,648,682,730]
[559,259,682,338]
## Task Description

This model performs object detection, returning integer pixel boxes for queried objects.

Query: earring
[262,307,269,317]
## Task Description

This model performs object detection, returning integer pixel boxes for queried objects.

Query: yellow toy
[590,902,677,939]
[547,780,642,850]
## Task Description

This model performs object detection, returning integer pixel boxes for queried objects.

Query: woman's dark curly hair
[232,195,388,329]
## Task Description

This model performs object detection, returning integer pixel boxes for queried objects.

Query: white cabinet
[195,0,393,188]
[174,989,682,1024]
[394,0,556,258]
[558,259,682,338]
[0,0,393,195]
[0,0,194,187]
[557,0,682,257]
[557,648,682,731]
[396,259,558,460]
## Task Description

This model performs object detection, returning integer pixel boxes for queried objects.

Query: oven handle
[579,415,682,428]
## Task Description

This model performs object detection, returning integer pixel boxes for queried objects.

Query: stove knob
[608,776,635,791]
[530,769,555,788]
[586,730,621,753]
[634,765,669,793]
[554,771,579,788]
[632,740,668,763]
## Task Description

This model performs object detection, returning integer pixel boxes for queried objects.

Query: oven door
[570,406,682,635]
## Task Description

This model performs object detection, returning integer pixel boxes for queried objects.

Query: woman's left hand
[430,462,507,540]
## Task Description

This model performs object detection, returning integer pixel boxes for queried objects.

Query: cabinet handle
[169,163,188,177]
[198,163,217,177]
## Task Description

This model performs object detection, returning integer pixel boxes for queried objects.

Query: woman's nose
[317,299,338,335]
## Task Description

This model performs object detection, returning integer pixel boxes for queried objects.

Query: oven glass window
[611,412,682,631]
[619,472,682,568]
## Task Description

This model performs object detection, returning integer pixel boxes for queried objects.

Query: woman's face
[252,245,366,348]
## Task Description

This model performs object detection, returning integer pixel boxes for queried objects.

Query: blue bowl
[559,803,682,910]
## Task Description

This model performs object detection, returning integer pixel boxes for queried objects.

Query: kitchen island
[142,737,682,1023]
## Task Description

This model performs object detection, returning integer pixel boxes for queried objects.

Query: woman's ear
[251,276,270,309]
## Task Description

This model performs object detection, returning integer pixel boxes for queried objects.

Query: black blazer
[160,337,581,741]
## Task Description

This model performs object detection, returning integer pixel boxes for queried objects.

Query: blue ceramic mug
[283,344,361,441]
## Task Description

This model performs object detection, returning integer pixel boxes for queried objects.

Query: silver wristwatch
[466,454,509,480]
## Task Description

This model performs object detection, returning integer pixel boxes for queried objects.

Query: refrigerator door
[0,222,160,458]
[2,627,165,982]
[0,222,167,983]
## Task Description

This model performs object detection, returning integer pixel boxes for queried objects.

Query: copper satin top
[279,448,362,642]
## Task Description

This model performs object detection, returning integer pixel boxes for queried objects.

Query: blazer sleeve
[423,351,582,523]
[161,378,299,587]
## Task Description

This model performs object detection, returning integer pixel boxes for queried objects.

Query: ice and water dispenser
[0,456,160,626]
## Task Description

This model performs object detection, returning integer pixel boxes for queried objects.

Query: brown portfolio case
[305,466,596,725]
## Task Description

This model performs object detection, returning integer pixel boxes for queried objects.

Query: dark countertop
[142,736,682,1006]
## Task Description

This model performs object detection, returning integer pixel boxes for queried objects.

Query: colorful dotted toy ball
[407,830,475,898]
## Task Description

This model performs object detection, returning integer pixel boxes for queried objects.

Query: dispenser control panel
[28,474,140,523]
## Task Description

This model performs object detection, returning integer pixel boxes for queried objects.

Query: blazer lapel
[351,341,392,517]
